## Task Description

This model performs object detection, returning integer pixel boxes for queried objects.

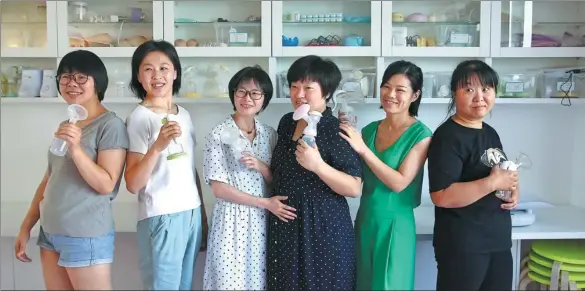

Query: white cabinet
[271,1,382,57]
[163,1,272,57]
[382,1,491,57]
[1,1,584,105]
[0,0,58,58]
[55,1,164,58]
[1,1,582,60]
[491,1,585,58]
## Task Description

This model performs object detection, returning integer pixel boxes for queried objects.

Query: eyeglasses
[235,88,264,100]
[58,73,89,85]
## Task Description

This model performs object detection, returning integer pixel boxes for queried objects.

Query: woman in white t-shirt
[202,66,296,290]
[124,40,208,290]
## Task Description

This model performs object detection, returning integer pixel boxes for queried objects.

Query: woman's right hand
[489,165,518,191]
[152,121,182,152]
[263,196,297,222]
[14,229,32,262]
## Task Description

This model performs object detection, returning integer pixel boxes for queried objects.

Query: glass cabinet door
[496,1,585,57]
[163,1,271,57]
[383,0,490,57]
[56,1,163,57]
[272,1,381,57]
[0,1,57,57]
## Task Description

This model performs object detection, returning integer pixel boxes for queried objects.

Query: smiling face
[234,79,265,116]
[137,51,177,98]
[289,80,327,112]
[454,74,495,121]
[380,74,419,115]
[58,72,96,105]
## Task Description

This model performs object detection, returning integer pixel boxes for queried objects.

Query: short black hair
[56,50,108,102]
[130,40,182,100]
[287,55,342,102]
[448,60,499,114]
[380,60,424,117]
[228,65,273,113]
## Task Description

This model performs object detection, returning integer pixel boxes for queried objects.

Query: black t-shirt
[427,118,512,254]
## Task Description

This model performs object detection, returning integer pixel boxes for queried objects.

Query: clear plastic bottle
[161,115,187,161]
[49,104,88,156]
[338,101,357,127]
[302,134,317,148]
[50,136,69,156]
[116,81,126,97]
[495,161,517,200]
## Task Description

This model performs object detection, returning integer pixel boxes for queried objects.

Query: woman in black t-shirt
[427,60,519,291]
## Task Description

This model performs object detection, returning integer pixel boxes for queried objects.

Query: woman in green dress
[339,60,432,290]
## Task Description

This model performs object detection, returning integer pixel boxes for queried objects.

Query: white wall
[1,1,584,289]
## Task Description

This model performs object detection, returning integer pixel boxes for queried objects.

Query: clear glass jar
[69,2,88,23]
[6,79,18,97]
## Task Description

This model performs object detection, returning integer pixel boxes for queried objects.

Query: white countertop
[414,205,585,240]
[2,202,585,240]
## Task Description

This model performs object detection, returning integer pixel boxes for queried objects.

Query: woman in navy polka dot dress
[267,55,363,291]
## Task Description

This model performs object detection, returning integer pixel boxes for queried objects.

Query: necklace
[241,126,255,135]
[232,114,255,134]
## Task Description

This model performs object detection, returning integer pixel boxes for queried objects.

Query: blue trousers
[137,208,202,290]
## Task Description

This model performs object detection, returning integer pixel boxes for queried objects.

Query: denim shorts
[37,226,115,268]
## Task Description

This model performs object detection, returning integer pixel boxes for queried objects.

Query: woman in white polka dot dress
[268,55,363,290]
[202,66,297,290]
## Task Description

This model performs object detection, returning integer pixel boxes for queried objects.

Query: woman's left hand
[296,139,324,172]
[55,123,82,153]
[339,123,367,156]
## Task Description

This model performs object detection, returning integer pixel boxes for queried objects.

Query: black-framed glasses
[58,73,89,85]
[235,88,264,100]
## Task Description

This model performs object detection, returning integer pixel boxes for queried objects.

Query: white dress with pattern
[202,115,277,290]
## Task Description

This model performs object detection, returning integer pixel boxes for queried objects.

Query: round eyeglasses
[58,73,89,86]
[235,88,264,100]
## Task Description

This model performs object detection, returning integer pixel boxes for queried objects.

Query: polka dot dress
[267,107,363,291]
[202,115,277,290]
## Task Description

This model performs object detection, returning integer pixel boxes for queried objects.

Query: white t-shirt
[126,104,201,221]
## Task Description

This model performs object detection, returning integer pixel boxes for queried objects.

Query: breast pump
[49,104,88,156]
[331,69,366,127]
[332,89,363,128]
[221,125,253,161]
[495,152,532,200]
[161,115,187,160]
[293,103,322,148]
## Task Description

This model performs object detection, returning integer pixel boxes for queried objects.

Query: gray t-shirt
[40,111,129,237]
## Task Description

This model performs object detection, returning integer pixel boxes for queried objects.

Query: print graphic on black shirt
[480,148,508,167]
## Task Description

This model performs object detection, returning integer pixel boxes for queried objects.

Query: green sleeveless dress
[355,119,432,290]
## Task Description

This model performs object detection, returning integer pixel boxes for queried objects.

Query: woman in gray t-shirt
[14,50,129,290]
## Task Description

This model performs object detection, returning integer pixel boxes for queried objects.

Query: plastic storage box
[541,69,584,98]
[432,72,452,98]
[498,73,537,98]
[422,73,436,98]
